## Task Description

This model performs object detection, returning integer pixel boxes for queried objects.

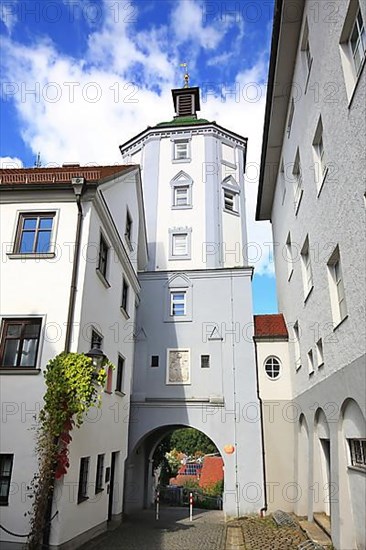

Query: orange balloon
[223,444,235,454]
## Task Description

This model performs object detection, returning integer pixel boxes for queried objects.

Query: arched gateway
[120,83,264,519]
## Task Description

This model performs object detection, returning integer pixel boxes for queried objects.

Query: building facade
[120,85,264,519]
[257,1,366,548]
[0,165,147,549]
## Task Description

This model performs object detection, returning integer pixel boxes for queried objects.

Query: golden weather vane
[180,62,190,88]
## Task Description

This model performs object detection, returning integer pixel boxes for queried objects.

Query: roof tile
[254,314,288,339]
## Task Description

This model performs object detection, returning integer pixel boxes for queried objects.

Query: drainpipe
[43,178,85,549]
[253,337,268,516]
[64,177,85,352]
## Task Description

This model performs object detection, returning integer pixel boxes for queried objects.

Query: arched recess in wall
[296,413,309,516]
[338,399,366,550]
[313,408,331,516]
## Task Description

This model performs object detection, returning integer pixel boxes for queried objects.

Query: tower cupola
[171,86,201,119]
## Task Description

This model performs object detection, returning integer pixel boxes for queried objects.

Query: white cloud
[1,0,273,275]
[0,1,18,34]
[0,156,23,168]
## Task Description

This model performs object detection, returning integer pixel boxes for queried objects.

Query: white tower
[121,82,264,518]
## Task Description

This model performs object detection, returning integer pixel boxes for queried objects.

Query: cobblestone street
[80,508,310,550]
[80,507,226,550]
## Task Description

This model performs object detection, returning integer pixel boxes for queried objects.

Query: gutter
[43,179,85,548]
[256,0,283,221]
[253,337,268,516]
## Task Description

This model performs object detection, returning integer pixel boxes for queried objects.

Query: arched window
[264,356,281,379]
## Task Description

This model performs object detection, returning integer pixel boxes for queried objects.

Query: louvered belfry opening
[177,94,194,116]
[171,86,201,119]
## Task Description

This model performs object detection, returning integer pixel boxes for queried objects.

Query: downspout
[253,337,268,516]
[64,178,85,352]
[43,178,85,548]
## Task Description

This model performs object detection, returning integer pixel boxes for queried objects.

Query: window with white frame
[170,291,186,316]
[307,349,314,375]
[170,171,193,209]
[301,236,313,298]
[313,117,327,189]
[287,98,295,137]
[280,161,286,205]
[174,140,189,161]
[301,19,313,91]
[77,456,90,503]
[293,322,301,370]
[316,338,324,367]
[169,228,191,260]
[264,356,281,379]
[340,2,366,100]
[327,246,347,325]
[292,149,303,213]
[286,232,294,280]
[349,439,366,469]
[222,176,240,214]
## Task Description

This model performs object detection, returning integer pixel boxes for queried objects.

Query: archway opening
[152,427,224,510]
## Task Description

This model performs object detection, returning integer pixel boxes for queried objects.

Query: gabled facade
[257,1,366,548]
[0,165,147,549]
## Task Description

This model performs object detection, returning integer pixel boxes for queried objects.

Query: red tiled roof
[254,314,288,339]
[0,165,136,185]
[198,457,224,489]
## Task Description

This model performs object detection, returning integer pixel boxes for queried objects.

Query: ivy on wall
[27,352,110,549]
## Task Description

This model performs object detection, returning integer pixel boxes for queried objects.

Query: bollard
[189,492,193,522]
[156,490,160,520]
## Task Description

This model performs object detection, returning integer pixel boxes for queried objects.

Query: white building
[0,164,147,549]
[120,84,264,519]
[257,1,366,548]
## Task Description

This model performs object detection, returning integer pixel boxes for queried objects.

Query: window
[316,338,324,367]
[280,161,286,205]
[313,117,327,190]
[170,171,193,208]
[95,454,104,493]
[121,277,129,314]
[301,20,313,91]
[307,349,314,375]
[78,457,90,503]
[340,2,366,101]
[201,355,210,368]
[222,142,235,165]
[349,439,366,469]
[349,8,366,76]
[301,236,313,298]
[327,247,347,324]
[286,232,294,280]
[292,150,303,213]
[151,355,159,368]
[170,291,186,316]
[222,177,240,214]
[293,322,301,370]
[0,318,42,368]
[170,230,191,259]
[116,355,124,392]
[0,455,13,505]
[264,356,281,379]
[224,190,236,212]
[174,186,189,207]
[125,211,133,244]
[97,234,109,279]
[14,212,55,254]
[174,140,189,160]
[287,98,295,137]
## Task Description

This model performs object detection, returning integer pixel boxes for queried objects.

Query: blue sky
[0,0,277,314]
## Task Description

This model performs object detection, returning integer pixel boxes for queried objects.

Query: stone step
[313,513,331,539]
[299,519,332,548]
[225,525,245,550]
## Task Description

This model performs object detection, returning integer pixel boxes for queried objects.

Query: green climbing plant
[27,352,110,550]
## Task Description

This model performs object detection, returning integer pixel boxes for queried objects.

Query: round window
[264,356,281,379]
